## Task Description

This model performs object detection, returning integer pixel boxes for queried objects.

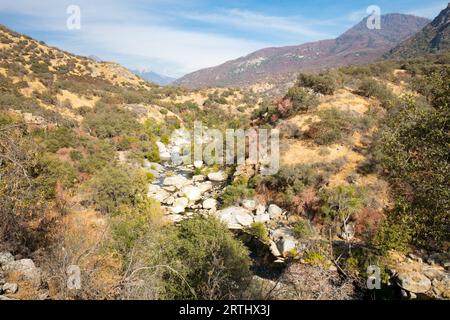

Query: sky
[0,0,447,78]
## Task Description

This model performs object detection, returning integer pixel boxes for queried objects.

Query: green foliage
[320,185,366,223]
[305,108,358,145]
[372,96,449,249]
[297,72,341,95]
[34,153,77,199]
[246,222,270,243]
[283,86,319,117]
[152,216,252,299]
[357,78,398,108]
[221,176,255,207]
[83,104,140,139]
[88,164,148,214]
[293,219,314,239]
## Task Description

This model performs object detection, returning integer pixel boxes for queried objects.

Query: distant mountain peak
[133,69,175,86]
[174,13,430,89]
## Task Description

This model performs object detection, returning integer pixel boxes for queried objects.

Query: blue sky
[0,0,447,78]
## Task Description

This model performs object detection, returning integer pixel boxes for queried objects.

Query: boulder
[181,186,202,202]
[197,181,213,193]
[208,171,227,182]
[277,238,297,257]
[194,160,204,169]
[146,162,164,172]
[202,198,217,210]
[215,207,254,229]
[268,204,283,219]
[156,141,167,153]
[166,214,184,223]
[192,175,206,182]
[254,214,270,224]
[0,252,14,266]
[2,283,18,294]
[148,188,170,203]
[3,259,41,285]
[163,176,190,189]
[269,241,282,257]
[173,197,189,209]
[397,271,432,294]
[160,152,171,162]
[255,204,266,215]
[242,199,257,211]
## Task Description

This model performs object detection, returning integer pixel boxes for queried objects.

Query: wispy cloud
[181,8,334,40]
[407,1,448,18]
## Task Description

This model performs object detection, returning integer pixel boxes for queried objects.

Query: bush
[357,78,398,109]
[293,219,314,239]
[297,72,340,95]
[283,86,319,117]
[246,222,270,243]
[88,164,148,214]
[221,176,255,207]
[305,108,357,145]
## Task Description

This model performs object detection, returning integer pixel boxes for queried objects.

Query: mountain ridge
[174,13,430,89]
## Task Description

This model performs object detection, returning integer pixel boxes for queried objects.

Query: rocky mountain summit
[174,14,429,89]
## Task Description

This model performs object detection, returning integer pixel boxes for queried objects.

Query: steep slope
[387,3,450,58]
[133,69,175,86]
[174,14,429,89]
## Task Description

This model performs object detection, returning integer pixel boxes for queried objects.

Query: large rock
[0,252,14,266]
[202,198,217,210]
[144,161,164,172]
[148,187,170,202]
[156,141,167,153]
[194,160,204,169]
[268,204,283,219]
[160,152,171,162]
[242,199,257,211]
[256,204,266,215]
[397,271,432,294]
[277,238,297,257]
[208,171,227,182]
[3,259,41,285]
[181,186,202,202]
[215,207,254,229]
[254,214,270,224]
[197,181,213,193]
[163,175,191,189]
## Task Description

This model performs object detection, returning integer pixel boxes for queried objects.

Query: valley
[0,3,449,301]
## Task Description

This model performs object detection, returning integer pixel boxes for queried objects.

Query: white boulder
[208,171,227,182]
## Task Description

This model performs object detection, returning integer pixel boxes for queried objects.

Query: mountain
[133,69,175,86]
[387,3,450,59]
[174,14,430,89]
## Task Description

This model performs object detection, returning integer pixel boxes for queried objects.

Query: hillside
[387,3,450,58]
[174,14,429,89]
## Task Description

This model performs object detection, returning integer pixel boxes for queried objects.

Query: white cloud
[181,8,333,40]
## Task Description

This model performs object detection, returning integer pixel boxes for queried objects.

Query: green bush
[297,72,340,95]
[221,176,255,207]
[88,164,148,214]
[283,86,319,117]
[246,222,270,243]
[293,220,314,239]
[149,216,252,299]
[305,108,357,145]
[357,78,398,109]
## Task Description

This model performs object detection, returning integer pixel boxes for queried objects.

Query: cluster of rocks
[215,202,299,261]
[146,132,229,223]
[390,252,450,300]
[0,252,42,300]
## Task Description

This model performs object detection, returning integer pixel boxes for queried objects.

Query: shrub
[246,222,270,243]
[297,72,340,95]
[221,176,255,207]
[293,219,314,239]
[305,108,357,145]
[283,86,319,117]
[88,164,148,214]
[357,78,398,109]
